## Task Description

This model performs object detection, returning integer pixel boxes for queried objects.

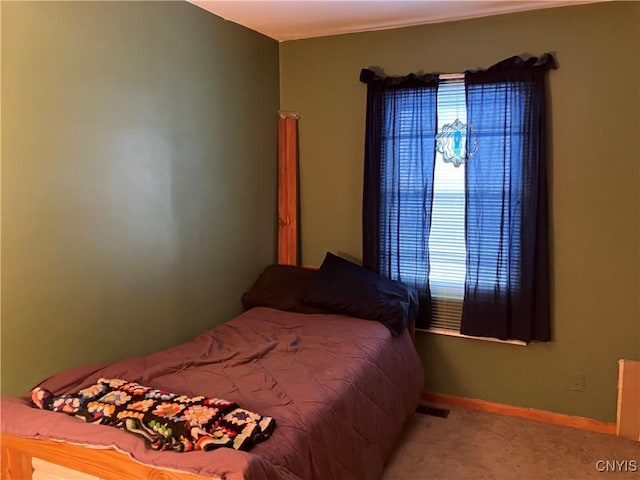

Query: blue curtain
[461,55,555,342]
[361,69,438,328]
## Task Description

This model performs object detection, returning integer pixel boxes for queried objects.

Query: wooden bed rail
[1,433,209,480]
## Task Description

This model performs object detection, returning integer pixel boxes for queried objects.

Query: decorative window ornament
[435,119,478,167]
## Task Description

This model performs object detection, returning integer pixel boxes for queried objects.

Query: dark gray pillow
[242,265,330,314]
[301,252,418,336]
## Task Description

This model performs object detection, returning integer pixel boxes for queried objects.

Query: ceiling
[188,0,602,42]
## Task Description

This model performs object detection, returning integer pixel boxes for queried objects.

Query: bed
[1,261,424,480]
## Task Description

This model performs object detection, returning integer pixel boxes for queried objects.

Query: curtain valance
[466,53,558,84]
[360,53,557,86]
[359,68,438,88]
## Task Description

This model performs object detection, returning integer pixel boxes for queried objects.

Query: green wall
[1,1,279,395]
[280,2,640,422]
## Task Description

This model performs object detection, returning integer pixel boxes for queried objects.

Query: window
[428,76,466,332]
[361,55,553,343]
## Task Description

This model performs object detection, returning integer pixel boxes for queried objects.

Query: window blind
[428,77,466,331]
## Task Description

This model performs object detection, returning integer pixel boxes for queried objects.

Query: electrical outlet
[571,372,585,392]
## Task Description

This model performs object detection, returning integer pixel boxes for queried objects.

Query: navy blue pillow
[301,252,418,336]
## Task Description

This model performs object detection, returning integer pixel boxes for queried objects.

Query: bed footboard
[1,433,209,480]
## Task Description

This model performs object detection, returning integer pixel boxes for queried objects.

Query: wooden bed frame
[1,432,209,479]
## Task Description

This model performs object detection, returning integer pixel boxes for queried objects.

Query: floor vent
[416,404,450,418]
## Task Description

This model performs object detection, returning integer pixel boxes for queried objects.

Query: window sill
[417,327,527,346]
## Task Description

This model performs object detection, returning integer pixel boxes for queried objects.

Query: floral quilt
[31,378,275,452]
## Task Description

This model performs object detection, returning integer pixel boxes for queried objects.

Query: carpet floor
[382,405,639,480]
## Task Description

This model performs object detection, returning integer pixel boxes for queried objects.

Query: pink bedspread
[1,307,424,480]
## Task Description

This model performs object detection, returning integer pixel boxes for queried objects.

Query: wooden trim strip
[277,116,299,266]
[421,391,616,435]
